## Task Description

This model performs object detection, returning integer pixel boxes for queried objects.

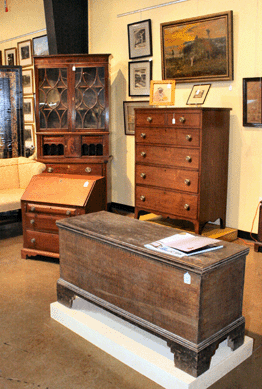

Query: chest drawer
[136,144,200,169]
[136,128,200,147]
[135,112,165,126]
[24,230,59,253]
[136,165,199,193]
[166,112,201,128]
[136,186,198,218]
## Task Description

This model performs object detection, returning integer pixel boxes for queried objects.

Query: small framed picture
[22,69,34,95]
[243,77,262,127]
[127,19,152,59]
[23,97,34,122]
[18,39,33,66]
[129,60,152,97]
[24,123,35,149]
[0,51,2,65]
[186,84,211,105]
[149,80,176,106]
[33,35,49,56]
[4,47,17,66]
[123,100,150,135]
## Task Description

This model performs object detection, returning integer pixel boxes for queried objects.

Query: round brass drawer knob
[140,195,146,201]
[30,219,35,225]
[31,206,35,212]
[140,133,146,138]
[186,156,192,162]
[184,204,190,210]
[140,173,146,179]
[141,152,146,157]
[184,179,191,186]
[31,238,36,244]
[66,210,71,216]
[186,135,192,141]
[47,167,53,173]
[85,167,92,173]
[179,116,186,123]
[147,117,152,123]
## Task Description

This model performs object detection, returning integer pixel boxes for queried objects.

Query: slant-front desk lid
[21,173,104,207]
[57,211,249,274]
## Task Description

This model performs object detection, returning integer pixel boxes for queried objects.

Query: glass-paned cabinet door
[38,68,68,129]
[74,67,105,129]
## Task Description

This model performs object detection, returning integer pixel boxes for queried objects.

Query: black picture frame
[186,84,211,105]
[127,19,152,59]
[243,77,262,127]
[128,60,152,97]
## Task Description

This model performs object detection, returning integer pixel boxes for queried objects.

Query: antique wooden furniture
[34,54,110,199]
[254,201,262,252]
[57,211,248,377]
[135,107,231,234]
[21,173,106,259]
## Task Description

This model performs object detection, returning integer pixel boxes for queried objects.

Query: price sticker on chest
[184,272,191,285]
[83,181,89,187]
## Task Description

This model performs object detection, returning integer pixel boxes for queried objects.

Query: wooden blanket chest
[57,211,249,377]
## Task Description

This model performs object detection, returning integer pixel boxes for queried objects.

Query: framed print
[149,80,176,106]
[243,78,262,127]
[127,19,152,59]
[123,100,149,135]
[23,97,34,122]
[186,84,211,105]
[18,39,33,67]
[0,51,2,65]
[161,11,233,83]
[22,69,34,95]
[5,48,17,66]
[33,35,49,56]
[129,60,152,97]
[24,123,35,149]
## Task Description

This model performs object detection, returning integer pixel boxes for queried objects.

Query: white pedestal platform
[50,298,253,389]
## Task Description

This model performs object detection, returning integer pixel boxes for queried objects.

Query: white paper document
[144,232,223,258]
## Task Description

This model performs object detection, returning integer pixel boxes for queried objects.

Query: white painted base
[50,298,253,389]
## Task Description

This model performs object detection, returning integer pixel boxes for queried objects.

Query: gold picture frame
[149,80,176,106]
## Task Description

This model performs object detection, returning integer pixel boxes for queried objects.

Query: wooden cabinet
[135,107,231,234]
[34,54,110,197]
[21,173,106,259]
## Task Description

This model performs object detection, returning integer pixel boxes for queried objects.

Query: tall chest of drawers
[135,107,231,234]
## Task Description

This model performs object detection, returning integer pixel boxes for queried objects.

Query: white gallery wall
[0,0,262,233]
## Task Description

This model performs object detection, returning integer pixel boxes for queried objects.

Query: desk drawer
[44,163,104,176]
[136,165,199,193]
[24,230,59,253]
[136,128,200,147]
[24,213,66,233]
[26,203,77,216]
[136,186,198,218]
[136,145,199,169]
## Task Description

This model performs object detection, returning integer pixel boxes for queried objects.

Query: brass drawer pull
[186,156,192,163]
[184,204,190,210]
[141,152,146,157]
[186,135,192,141]
[140,173,146,179]
[85,167,92,173]
[47,167,53,173]
[179,116,186,123]
[147,117,152,123]
[30,219,35,225]
[66,210,71,216]
[184,179,191,186]
[140,133,146,139]
[31,206,35,212]
[140,195,146,201]
[31,238,36,244]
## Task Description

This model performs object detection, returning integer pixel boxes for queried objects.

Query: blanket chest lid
[57,211,249,274]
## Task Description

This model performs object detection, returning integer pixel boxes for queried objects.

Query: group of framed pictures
[3,35,49,153]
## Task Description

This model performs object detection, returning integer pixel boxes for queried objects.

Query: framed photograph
[4,48,17,66]
[17,39,33,67]
[24,123,35,149]
[186,84,211,105]
[127,19,152,59]
[161,11,233,83]
[0,51,2,65]
[23,97,34,122]
[22,69,34,95]
[149,80,176,106]
[33,35,49,56]
[243,78,262,127]
[123,100,150,135]
[129,60,152,97]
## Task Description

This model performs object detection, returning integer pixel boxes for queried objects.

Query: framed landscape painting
[161,11,233,83]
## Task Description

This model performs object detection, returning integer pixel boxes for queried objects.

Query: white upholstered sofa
[0,157,46,213]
